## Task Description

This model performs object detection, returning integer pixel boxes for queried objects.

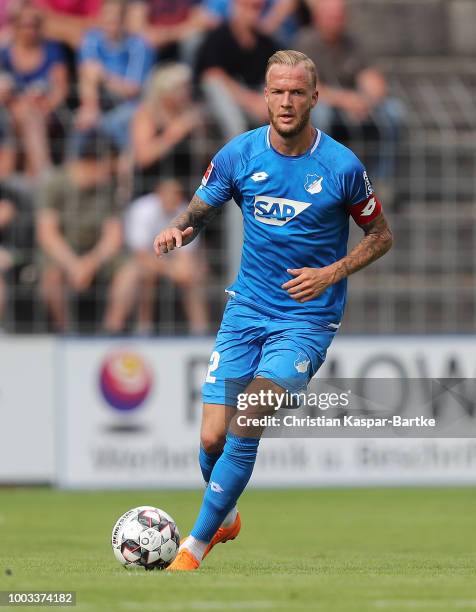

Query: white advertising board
[57,336,476,488]
[0,337,55,482]
[56,338,210,488]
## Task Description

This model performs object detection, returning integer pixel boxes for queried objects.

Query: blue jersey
[196,126,380,329]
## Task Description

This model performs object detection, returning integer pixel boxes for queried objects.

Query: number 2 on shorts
[205,351,220,383]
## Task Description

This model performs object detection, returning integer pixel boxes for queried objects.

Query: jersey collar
[266,125,321,157]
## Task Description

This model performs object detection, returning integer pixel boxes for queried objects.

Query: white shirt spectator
[125,193,198,253]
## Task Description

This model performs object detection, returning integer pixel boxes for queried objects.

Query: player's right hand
[153,226,193,256]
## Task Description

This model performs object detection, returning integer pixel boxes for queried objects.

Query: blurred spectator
[131,63,205,197]
[0,1,7,27]
[35,0,102,49]
[126,0,215,62]
[37,131,122,332]
[295,0,403,190]
[203,0,299,45]
[196,0,280,141]
[0,79,15,180]
[104,178,209,335]
[0,190,17,329]
[0,2,69,178]
[0,0,12,45]
[75,0,154,151]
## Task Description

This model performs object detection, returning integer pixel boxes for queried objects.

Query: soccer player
[153,50,393,571]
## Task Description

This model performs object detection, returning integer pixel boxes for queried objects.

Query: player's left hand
[282,267,336,303]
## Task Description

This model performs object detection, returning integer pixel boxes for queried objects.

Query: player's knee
[200,432,225,454]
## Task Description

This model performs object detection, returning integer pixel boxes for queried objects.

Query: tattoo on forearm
[171,194,221,243]
[332,214,393,282]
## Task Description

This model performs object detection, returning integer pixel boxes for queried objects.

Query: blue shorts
[202,297,337,406]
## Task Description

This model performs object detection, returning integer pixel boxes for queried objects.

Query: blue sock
[191,433,260,543]
[198,445,222,484]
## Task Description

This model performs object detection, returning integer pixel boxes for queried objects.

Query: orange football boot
[166,548,200,572]
[203,511,241,559]
[169,512,241,570]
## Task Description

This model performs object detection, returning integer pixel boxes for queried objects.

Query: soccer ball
[111,506,180,570]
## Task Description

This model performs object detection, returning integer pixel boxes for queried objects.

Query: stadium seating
[342,0,476,332]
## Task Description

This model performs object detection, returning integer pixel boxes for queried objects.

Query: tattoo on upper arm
[171,194,221,237]
[361,213,392,239]
[333,213,393,281]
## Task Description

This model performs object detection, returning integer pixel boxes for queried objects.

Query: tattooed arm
[153,194,221,256]
[282,213,393,303]
[333,213,393,279]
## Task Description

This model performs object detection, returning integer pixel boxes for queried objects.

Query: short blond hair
[265,50,318,89]
[144,63,192,107]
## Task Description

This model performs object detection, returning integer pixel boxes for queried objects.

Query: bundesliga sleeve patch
[201,161,214,186]
[347,194,382,225]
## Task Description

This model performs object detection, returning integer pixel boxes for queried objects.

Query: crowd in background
[0,0,402,334]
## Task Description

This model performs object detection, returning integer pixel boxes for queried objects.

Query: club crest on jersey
[304,174,323,194]
[201,161,214,186]
[294,353,310,374]
[254,196,311,226]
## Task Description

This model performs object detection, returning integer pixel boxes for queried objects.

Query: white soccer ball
[111,506,180,570]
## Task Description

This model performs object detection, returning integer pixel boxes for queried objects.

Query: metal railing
[1,63,475,335]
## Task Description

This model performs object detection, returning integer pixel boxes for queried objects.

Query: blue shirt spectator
[79,28,154,88]
[74,0,155,151]
[0,40,65,93]
[0,3,69,178]
[204,0,298,44]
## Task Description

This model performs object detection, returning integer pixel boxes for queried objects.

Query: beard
[268,106,311,139]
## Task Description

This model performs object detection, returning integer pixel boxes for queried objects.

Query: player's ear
[264,86,269,104]
[311,88,319,108]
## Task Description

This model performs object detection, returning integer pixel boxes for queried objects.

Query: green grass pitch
[1,487,475,611]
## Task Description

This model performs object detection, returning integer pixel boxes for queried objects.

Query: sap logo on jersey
[254,196,311,226]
